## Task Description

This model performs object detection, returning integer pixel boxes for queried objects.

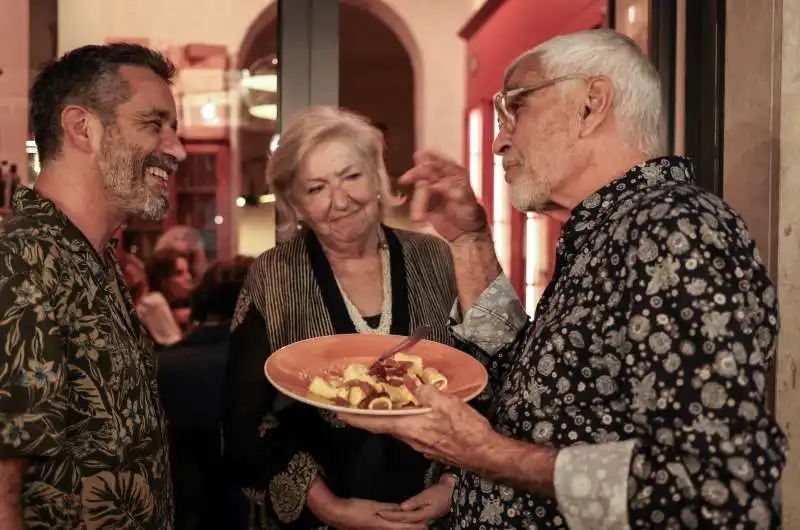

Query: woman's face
[291,139,381,244]
[164,256,194,302]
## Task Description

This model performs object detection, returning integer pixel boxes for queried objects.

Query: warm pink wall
[0,0,30,183]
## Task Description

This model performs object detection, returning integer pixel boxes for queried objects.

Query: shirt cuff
[553,439,637,530]
[449,273,528,356]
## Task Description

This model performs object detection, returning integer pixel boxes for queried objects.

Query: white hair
[504,29,663,156]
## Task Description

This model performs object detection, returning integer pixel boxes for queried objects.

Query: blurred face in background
[163,256,193,302]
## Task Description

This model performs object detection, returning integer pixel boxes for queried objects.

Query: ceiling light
[241,72,278,92]
[249,104,278,121]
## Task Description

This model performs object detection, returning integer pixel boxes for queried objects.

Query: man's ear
[577,76,614,138]
[61,105,104,154]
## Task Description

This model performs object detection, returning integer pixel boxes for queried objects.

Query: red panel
[464,0,608,110]
[481,98,495,225]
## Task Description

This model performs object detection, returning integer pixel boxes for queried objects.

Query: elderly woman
[222,107,466,530]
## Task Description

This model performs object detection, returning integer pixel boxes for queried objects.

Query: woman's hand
[378,474,456,525]
[330,498,429,530]
[307,477,427,530]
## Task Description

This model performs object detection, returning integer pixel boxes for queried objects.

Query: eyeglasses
[493,74,587,130]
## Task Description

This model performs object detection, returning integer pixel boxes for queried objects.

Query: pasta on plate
[306,352,448,410]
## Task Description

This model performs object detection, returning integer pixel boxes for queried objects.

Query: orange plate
[265,333,488,416]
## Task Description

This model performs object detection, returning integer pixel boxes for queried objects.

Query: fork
[369,325,432,370]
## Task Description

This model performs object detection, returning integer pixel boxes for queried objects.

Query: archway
[236,9,278,203]
[339,2,415,180]
[235,0,418,203]
[237,3,277,70]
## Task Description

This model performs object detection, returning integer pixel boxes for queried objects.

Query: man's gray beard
[136,193,169,220]
[509,172,551,213]
[104,169,169,221]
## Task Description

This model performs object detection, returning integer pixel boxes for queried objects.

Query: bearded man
[343,29,786,529]
[0,43,186,529]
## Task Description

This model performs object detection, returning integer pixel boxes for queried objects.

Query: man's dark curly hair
[30,42,176,163]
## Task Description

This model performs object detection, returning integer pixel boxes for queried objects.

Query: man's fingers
[372,501,403,512]
[412,149,440,166]
[397,163,438,186]
[414,150,467,180]
[336,414,392,434]
[408,180,431,222]
[415,384,455,408]
[400,495,432,512]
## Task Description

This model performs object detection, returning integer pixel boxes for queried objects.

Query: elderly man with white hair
[342,29,786,529]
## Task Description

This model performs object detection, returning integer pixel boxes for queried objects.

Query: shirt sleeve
[449,273,529,356]
[0,259,67,459]
[222,287,326,526]
[553,211,786,529]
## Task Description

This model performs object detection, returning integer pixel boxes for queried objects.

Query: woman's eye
[307,186,323,195]
[345,173,361,180]
[148,121,163,132]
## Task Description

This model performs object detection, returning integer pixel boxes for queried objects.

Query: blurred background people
[156,225,209,283]
[143,247,195,338]
[158,255,254,530]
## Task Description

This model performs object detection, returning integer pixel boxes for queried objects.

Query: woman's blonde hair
[266,106,404,240]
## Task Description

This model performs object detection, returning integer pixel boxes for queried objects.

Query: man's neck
[34,167,125,253]
[551,147,653,211]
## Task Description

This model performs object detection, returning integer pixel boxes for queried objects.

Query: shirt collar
[558,155,696,253]
[11,186,119,282]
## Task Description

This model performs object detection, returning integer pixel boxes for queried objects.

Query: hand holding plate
[339,384,500,472]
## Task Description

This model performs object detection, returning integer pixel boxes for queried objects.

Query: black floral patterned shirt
[449,156,786,529]
[0,187,173,529]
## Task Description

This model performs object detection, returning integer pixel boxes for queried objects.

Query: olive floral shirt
[0,187,173,529]
[450,156,786,529]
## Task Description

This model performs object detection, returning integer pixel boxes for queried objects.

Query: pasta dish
[307,352,448,410]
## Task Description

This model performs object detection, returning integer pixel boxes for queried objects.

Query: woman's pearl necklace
[335,238,392,335]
